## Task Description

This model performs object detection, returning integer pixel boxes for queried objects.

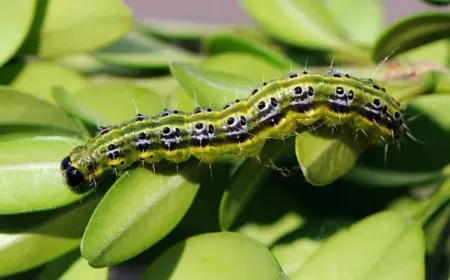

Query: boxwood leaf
[200,53,286,82]
[343,165,445,188]
[135,17,231,40]
[0,136,92,214]
[240,0,347,50]
[81,164,202,267]
[169,61,254,109]
[204,34,292,69]
[0,0,36,66]
[0,61,88,105]
[93,32,200,69]
[0,87,84,137]
[291,211,425,280]
[271,217,354,278]
[53,84,164,127]
[140,232,288,280]
[295,128,370,186]
[372,12,450,62]
[326,0,383,46]
[0,197,100,277]
[18,0,133,57]
[219,139,293,230]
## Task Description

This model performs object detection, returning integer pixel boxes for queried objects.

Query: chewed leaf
[0,197,100,277]
[140,232,288,280]
[295,129,370,186]
[241,0,346,50]
[0,136,92,214]
[19,0,133,57]
[372,12,450,62]
[93,32,200,69]
[169,61,254,109]
[291,211,425,280]
[326,0,383,46]
[0,1,35,66]
[0,87,85,137]
[81,165,202,267]
[0,61,88,105]
[204,34,292,69]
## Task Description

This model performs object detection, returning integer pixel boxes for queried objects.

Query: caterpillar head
[60,146,99,190]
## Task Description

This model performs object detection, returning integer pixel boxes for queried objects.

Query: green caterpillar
[60,69,404,191]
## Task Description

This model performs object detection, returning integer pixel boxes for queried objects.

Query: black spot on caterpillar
[61,70,405,191]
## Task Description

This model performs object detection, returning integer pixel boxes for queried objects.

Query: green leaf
[295,128,370,186]
[169,61,254,109]
[424,204,450,253]
[395,40,449,66]
[290,211,425,280]
[326,0,383,46]
[0,1,35,66]
[93,32,200,69]
[0,61,88,105]
[135,17,231,40]
[361,94,450,173]
[372,12,450,62]
[204,34,292,69]
[0,136,92,214]
[140,232,288,280]
[81,165,202,267]
[0,87,84,137]
[422,0,450,6]
[219,139,293,230]
[59,258,108,280]
[0,197,100,277]
[200,53,286,82]
[343,165,445,188]
[271,217,354,278]
[240,0,346,50]
[19,0,133,57]
[233,177,310,247]
[54,84,164,127]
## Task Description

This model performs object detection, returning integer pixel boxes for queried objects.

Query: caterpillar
[60,69,405,191]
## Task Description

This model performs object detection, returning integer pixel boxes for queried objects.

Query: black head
[60,156,85,189]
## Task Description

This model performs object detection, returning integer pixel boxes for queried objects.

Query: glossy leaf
[326,0,383,46]
[200,53,286,82]
[0,197,100,277]
[219,139,293,230]
[271,217,354,278]
[0,1,35,66]
[59,258,108,280]
[140,232,288,280]
[291,211,425,280]
[169,61,254,109]
[295,129,370,186]
[81,165,202,267]
[135,17,230,40]
[343,165,445,187]
[93,32,200,69]
[0,136,92,214]
[204,34,292,69]
[0,87,84,137]
[19,0,133,57]
[54,84,164,127]
[0,61,88,104]
[372,12,450,62]
[241,0,346,50]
